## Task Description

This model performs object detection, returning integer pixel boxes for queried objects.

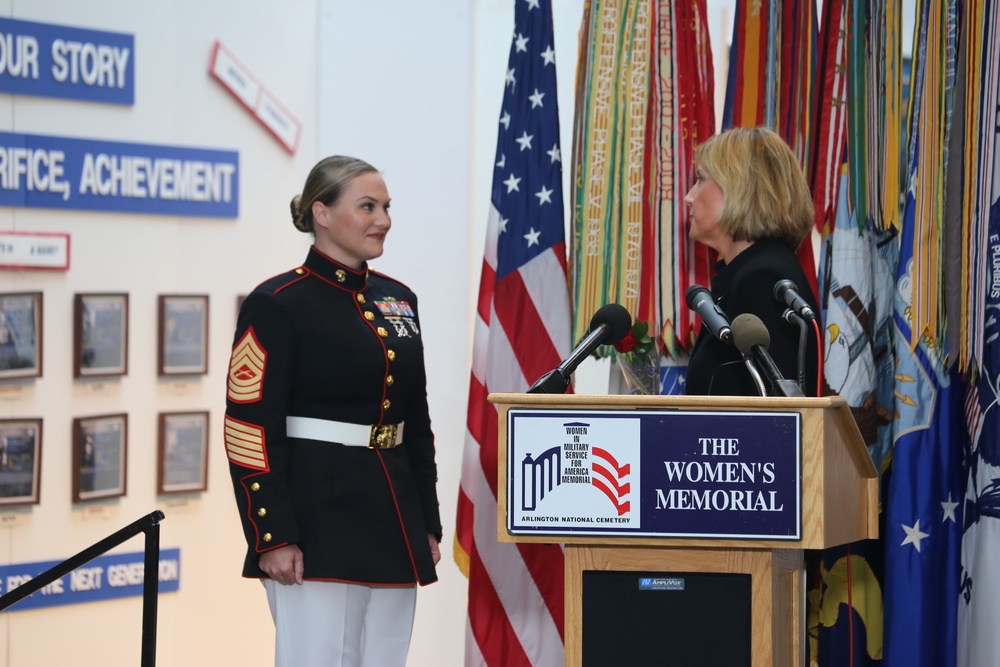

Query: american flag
[455,0,571,665]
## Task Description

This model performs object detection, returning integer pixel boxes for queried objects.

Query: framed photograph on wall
[74,293,128,378]
[0,418,43,506]
[158,294,209,376]
[0,292,42,381]
[72,413,127,503]
[157,411,209,495]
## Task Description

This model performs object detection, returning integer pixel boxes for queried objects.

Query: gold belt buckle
[368,424,398,449]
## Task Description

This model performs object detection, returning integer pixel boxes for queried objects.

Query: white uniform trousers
[263,579,417,667]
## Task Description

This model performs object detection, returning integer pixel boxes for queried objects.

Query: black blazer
[686,238,821,397]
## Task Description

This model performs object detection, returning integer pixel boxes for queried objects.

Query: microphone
[527,303,633,394]
[685,285,733,344]
[773,279,816,321]
[731,313,805,397]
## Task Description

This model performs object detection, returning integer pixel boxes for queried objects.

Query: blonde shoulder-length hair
[694,126,814,250]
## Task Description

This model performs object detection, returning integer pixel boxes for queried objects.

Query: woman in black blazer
[683,126,821,397]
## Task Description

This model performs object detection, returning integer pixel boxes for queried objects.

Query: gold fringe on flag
[571,0,654,348]
[570,1,715,359]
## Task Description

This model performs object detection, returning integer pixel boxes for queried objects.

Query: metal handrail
[0,510,166,667]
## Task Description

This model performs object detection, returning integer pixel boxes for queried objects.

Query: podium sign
[494,393,878,667]
[506,408,802,540]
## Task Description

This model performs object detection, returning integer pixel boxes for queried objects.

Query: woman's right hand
[259,544,304,585]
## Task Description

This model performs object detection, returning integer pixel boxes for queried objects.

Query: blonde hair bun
[290,194,311,233]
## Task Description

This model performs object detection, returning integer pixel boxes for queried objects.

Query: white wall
[0,1,316,665]
[0,0,593,665]
[317,2,587,664]
[315,2,475,665]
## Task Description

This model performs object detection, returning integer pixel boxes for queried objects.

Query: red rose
[614,331,638,353]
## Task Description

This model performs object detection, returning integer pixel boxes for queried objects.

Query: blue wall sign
[0,17,135,105]
[0,548,180,611]
[0,131,239,218]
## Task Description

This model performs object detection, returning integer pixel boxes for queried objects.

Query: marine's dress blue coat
[225,246,441,585]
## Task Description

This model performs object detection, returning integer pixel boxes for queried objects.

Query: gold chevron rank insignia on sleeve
[228,327,266,403]
[225,415,268,471]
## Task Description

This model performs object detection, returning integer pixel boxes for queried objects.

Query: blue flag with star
[883,114,964,667]
[883,2,966,663]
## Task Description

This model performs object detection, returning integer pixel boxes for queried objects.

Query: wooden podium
[491,392,878,667]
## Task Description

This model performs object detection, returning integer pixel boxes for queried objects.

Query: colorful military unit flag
[810,0,899,662]
[956,1,1000,666]
[570,0,716,360]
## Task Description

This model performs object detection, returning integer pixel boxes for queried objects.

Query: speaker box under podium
[581,570,751,666]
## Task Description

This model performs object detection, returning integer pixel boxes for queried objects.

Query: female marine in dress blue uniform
[225,156,442,667]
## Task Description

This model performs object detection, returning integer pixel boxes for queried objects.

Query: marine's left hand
[428,534,441,565]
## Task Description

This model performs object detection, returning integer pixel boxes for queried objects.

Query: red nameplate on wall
[0,231,70,270]
[208,40,301,155]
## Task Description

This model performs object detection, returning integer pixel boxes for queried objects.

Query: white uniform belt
[285,416,404,449]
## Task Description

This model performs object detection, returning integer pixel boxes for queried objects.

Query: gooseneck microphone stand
[782,308,808,390]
